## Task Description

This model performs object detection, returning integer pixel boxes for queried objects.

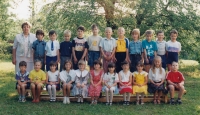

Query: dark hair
[145,30,153,35]
[36,29,44,36]
[91,24,98,30]
[34,59,42,65]
[21,21,31,29]
[93,60,102,67]
[156,30,164,35]
[170,29,178,35]
[77,26,85,31]
[172,61,178,65]
[63,60,73,70]
[121,61,129,66]
[49,61,57,67]
[136,61,144,67]
[107,62,116,75]
[49,30,57,36]
[19,61,27,67]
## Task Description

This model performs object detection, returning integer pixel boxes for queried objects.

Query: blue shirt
[142,39,157,56]
[60,41,72,57]
[32,40,46,58]
[99,37,116,52]
[129,40,143,54]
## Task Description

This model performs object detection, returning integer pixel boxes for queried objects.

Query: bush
[0,41,12,60]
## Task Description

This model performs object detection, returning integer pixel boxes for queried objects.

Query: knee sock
[47,85,52,99]
[141,93,144,100]
[52,85,56,99]
[106,90,109,102]
[123,93,127,101]
[127,93,130,101]
[136,93,139,101]
[109,89,114,102]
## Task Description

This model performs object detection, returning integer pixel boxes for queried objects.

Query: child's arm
[118,73,124,86]
[72,47,77,63]
[128,74,132,86]
[56,74,60,85]
[100,47,107,60]
[98,46,102,60]
[96,73,104,86]
[90,73,94,86]
[143,49,148,63]
[142,76,148,86]
[109,47,116,60]
[125,48,129,62]
[81,48,87,60]
[46,72,50,85]
[57,49,60,63]
[44,51,47,64]
[154,51,157,57]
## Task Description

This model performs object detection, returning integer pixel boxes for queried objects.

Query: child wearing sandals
[46,61,60,102]
[74,60,90,103]
[15,61,30,102]
[166,61,185,105]
[88,60,104,105]
[103,63,119,106]
[148,56,166,104]
[118,61,132,106]
[132,62,148,105]
[60,60,76,104]
[29,60,46,103]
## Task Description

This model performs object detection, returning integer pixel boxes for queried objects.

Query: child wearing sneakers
[87,24,102,70]
[166,61,185,104]
[15,61,30,102]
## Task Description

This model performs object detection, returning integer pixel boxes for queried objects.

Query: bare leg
[136,93,139,105]
[36,84,42,102]
[66,84,71,97]
[123,93,127,101]
[21,84,27,97]
[178,85,185,99]
[168,85,175,98]
[109,89,114,103]
[153,91,157,104]
[157,91,162,104]
[31,84,36,102]
[63,84,67,97]
[127,93,130,101]
[105,88,109,103]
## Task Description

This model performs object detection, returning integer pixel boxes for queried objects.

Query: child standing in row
[87,24,102,70]
[32,30,46,71]
[16,61,30,102]
[103,63,119,106]
[142,30,157,72]
[129,29,143,72]
[60,30,72,71]
[132,62,148,105]
[29,60,46,103]
[88,60,104,105]
[156,30,167,70]
[46,61,60,102]
[60,60,76,104]
[148,56,166,104]
[99,27,116,72]
[118,61,132,105]
[166,61,185,104]
[75,60,90,103]
[166,29,181,71]
[45,30,60,71]
[115,27,129,73]
[72,26,89,69]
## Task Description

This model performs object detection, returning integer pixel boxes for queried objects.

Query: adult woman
[12,22,37,73]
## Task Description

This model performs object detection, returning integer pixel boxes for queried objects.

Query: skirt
[147,82,165,94]
[133,85,147,94]
[119,82,133,94]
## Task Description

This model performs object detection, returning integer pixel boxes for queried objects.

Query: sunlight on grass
[179,59,199,66]
[0,62,14,71]
[9,92,17,97]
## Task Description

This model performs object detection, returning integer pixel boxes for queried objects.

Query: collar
[132,40,140,43]
[156,40,165,43]
[75,70,88,77]
[117,36,125,40]
[105,37,114,40]
[77,37,84,39]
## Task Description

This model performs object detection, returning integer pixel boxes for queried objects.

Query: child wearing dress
[45,30,60,71]
[60,29,72,71]
[46,61,60,102]
[114,27,129,72]
[166,61,185,104]
[132,62,148,105]
[166,29,181,71]
[142,30,158,72]
[74,60,90,103]
[148,56,166,104]
[15,61,30,102]
[103,63,119,106]
[32,30,46,71]
[118,61,132,105]
[72,26,89,69]
[129,29,143,72]
[99,27,116,72]
[156,30,167,70]
[88,60,104,105]
[87,24,102,70]
[29,60,46,103]
[60,60,76,104]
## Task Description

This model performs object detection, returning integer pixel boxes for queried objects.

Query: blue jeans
[88,51,100,66]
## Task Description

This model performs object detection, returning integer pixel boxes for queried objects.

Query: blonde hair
[145,30,154,35]
[151,56,163,74]
[131,29,140,38]
[105,27,112,32]
[64,29,71,35]
[118,27,125,32]
[78,60,86,65]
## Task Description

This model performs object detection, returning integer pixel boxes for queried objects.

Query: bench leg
[164,95,168,103]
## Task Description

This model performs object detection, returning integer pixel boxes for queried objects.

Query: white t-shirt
[119,70,131,82]
[166,40,181,52]
[103,72,119,86]
[45,40,60,56]
[148,68,166,82]
[156,40,166,55]
[59,70,76,83]
[47,70,59,82]
[87,35,102,51]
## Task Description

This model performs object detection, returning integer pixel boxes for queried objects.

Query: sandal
[157,99,161,104]
[136,100,139,105]
[154,99,157,104]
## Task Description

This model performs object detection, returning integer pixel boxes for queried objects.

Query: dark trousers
[158,54,166,70]
[130,54,141,72]
[73,51,84,70]
[46,56,58,71]
[115,52,126,73]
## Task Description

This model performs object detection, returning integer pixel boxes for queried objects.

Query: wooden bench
[24,89,186,103]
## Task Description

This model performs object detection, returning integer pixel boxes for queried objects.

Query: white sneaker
[77,97,81,103]
[63,97,67,104]
[67,97,70,104]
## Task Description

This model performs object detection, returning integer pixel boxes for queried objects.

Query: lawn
[0,60,200,115]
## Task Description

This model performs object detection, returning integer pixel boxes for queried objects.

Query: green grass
[0,61,200,115]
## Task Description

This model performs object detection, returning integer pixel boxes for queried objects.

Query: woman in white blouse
[12,22,37,73]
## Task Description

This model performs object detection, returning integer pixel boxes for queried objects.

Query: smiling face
[64,33,71,41]
[122,64,129,71]
[78,64,85,71]
[19,66,26,73]
[171,62,179,71]
[105,28,113,39]
[77,29,84,38]
[50,65,57,72]
[108,67,115,73]
[22,25,30,35]
[65,62,72,71]
[34,62,41,71]
[146,34,153,41]
[157,33,164,41]
[49,33,57,41]
[154,58,161,68]
[92,27,99,36]
[117,28,125,37]
[94,63,101,70]
[170,33,178,42]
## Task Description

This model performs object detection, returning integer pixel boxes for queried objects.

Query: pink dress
[88,70,103,97]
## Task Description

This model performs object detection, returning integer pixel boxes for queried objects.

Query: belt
[130,53,141,56]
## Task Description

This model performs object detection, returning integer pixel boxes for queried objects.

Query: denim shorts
[88,51,100,66]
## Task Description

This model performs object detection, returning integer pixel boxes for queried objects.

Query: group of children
[16,24,185,105]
